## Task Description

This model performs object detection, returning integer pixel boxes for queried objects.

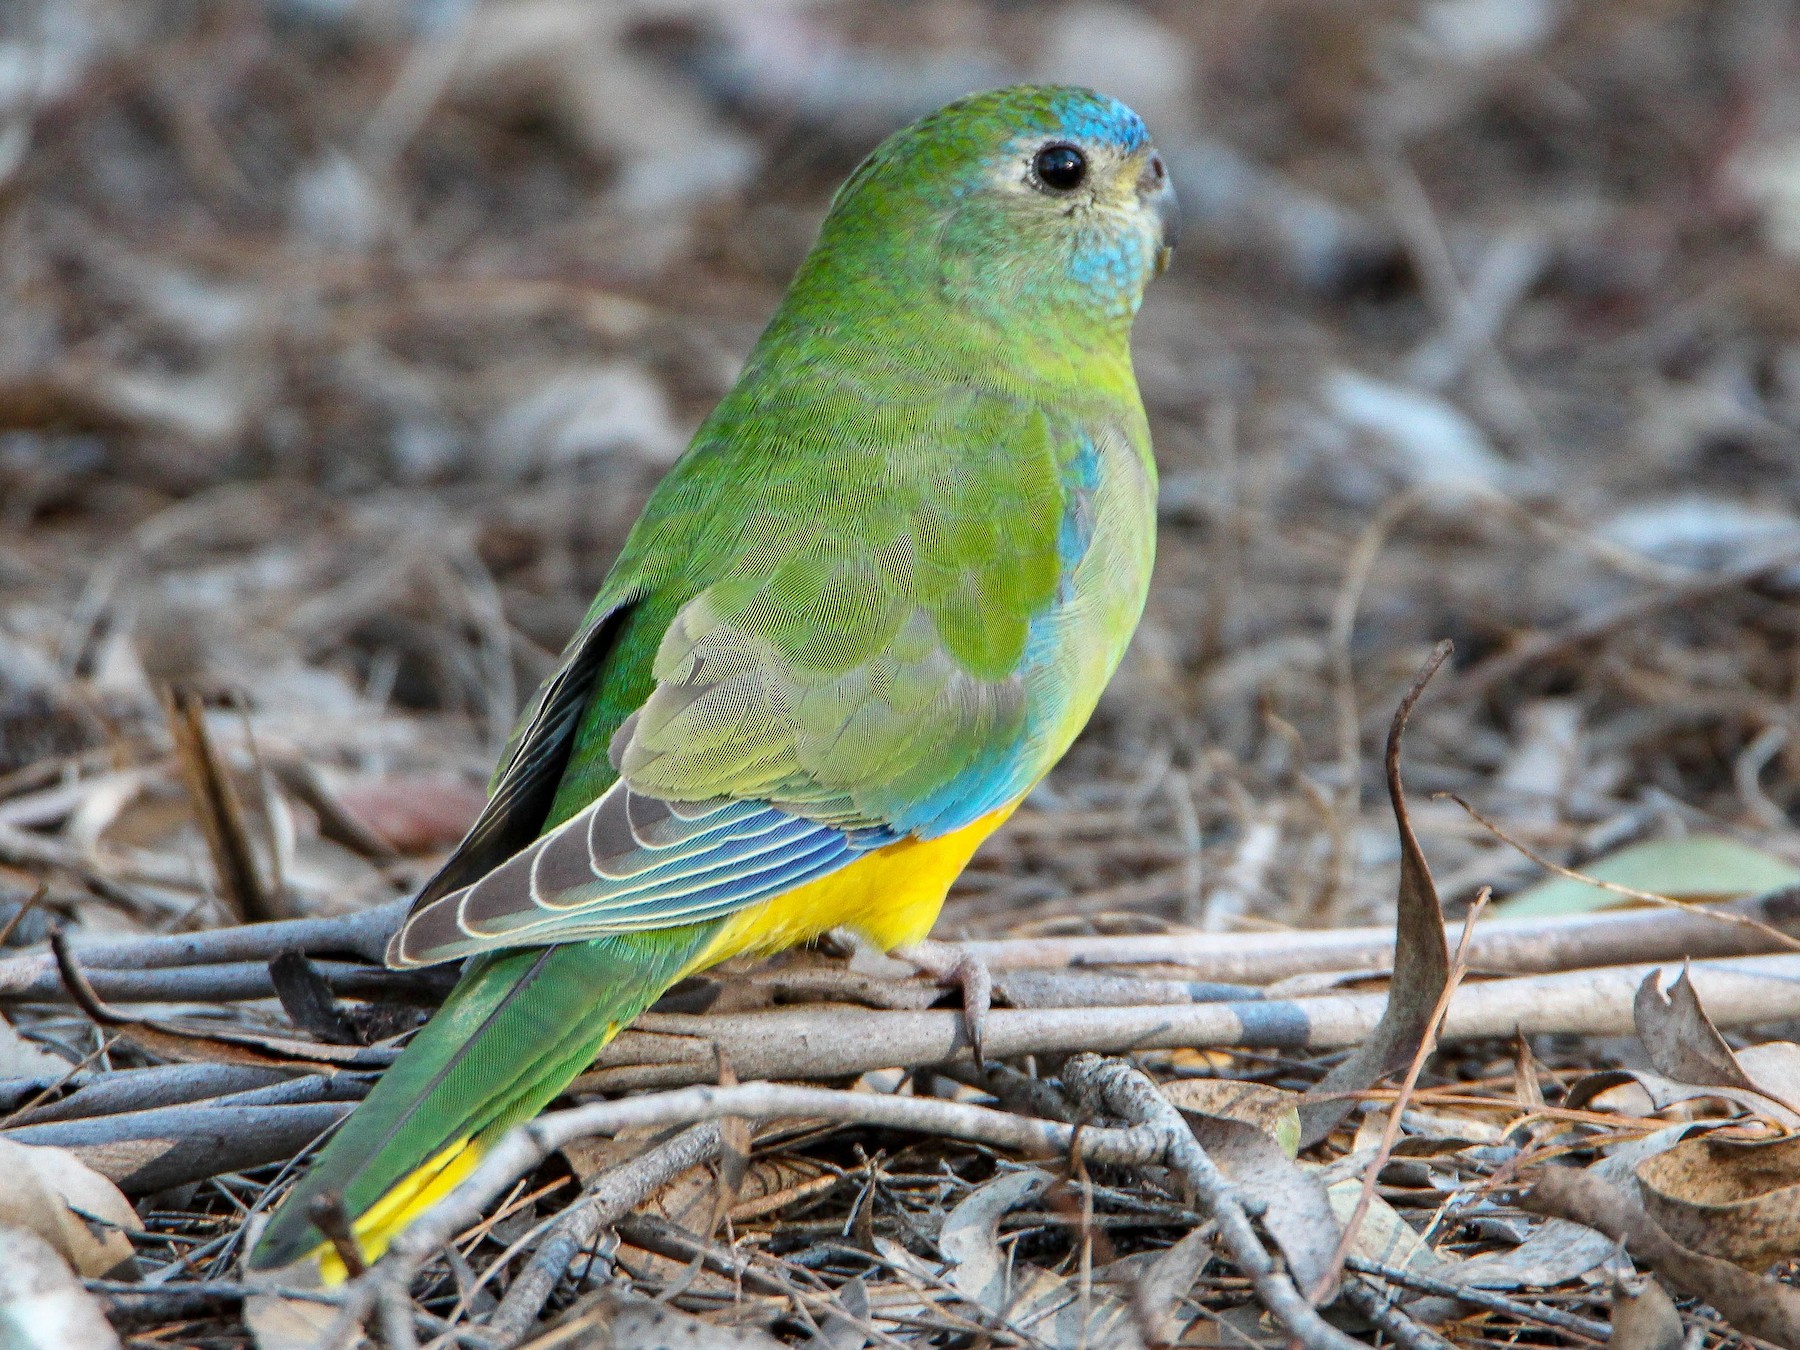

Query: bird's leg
[892,939,992,1066]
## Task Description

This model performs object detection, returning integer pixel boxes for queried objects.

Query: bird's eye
[1033,143,1087,192]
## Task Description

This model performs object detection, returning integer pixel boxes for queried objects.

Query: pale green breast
[1017,407,1157,780]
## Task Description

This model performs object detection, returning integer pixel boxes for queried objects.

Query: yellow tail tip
[310,1138,483,1285]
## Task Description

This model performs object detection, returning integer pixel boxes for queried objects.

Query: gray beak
[1136,150,1178,273]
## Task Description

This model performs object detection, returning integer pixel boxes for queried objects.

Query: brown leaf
[0,1138,138,1278]
[1300,642,1453,1147]
[1564,1067,1800,1131]
[0,1225,122,1350]
[1523,1165,1800,1348]
[1160,1079,1302,1156]
[1190,1113,1341,1295]
[1609,1271,1684,1350]
[1637,1133,1800,1271]
[1635,965,1763,1094]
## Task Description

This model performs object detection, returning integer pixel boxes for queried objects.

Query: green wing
[389,383,1082,967]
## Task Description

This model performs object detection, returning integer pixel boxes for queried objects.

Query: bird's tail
[248,926,719,1277]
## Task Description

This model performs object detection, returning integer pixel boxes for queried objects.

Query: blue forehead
[1047,89,1150,153]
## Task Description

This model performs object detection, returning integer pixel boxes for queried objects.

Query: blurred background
[5,0,1800,944]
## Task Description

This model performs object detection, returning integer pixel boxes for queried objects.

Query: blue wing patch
[387,780,897,967]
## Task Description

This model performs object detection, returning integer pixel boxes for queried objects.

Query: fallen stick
[1340,1280,1458,1350]
[1343,1256,1608,1340]
[4,1100,352,1193]
[322,1066,1361,1350]
[483,1122,724,1345]
[87,1279,338,1326]
[0,898,407,994]
[962,883,1800,981]
[0,1062,297,1122]
[2,1062,329,1127]
[577,951,1800,1091]
[1062,1053,1364,1350]
[0,955,449,1005]
[4,883,1793,1000]
[29,949,1799,1200]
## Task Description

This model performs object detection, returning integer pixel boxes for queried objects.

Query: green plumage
[252,932,714,1268]
[251,83,1173,1271]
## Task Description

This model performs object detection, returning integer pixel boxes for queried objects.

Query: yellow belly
[687,801,1017,973]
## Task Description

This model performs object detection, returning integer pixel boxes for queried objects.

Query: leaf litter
[9,0,1800,1346]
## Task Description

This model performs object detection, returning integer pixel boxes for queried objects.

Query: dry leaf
[1452,1125,1693,1290]
[1300,644,1452,1146]
[1524,1166,1800,1348]
[1736,1042,1800,1108]
[1609,1271,1684,1350]
[0,1225,121,1350]
[1637,1133,1800,1271]
[0,1138,137,1278]
[1193,1115,1340,1294]
[530,1287,789,1348]
[939,1167,1147,1349]
[941,1168,1053,1312]
[1322,1172,1447,1277]
[1635,966,1766,1097]
[0,1014,69,1079]
[727,1154,838,1222]
[1565,1067,1800,1132]
[245,1291,358,1350]
[1161,1078,1302,1156]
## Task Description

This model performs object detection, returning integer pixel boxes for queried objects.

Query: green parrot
[251,83,1176,1274]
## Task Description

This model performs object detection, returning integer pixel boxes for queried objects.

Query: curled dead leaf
[1523,1165,1800,1348]
[1566,1067,1800,1131]
[1637,1133,1800,1271]
[1300,643,1452,1146]
[1635,966,1768,1097]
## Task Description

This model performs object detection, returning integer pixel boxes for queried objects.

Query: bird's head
[803,84,1177,336]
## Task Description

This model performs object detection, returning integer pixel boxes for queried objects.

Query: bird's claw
[895,939,992,1067]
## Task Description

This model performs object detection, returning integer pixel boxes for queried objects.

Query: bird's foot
[893,939,992,1067]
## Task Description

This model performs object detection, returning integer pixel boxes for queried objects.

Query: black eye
[1033,143,1087,192]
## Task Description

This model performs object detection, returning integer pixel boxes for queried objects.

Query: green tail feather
[250,924,720,1269]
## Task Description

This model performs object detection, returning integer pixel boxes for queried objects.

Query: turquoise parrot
[251,83,1176,1274]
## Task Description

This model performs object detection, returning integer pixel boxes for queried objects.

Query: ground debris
[6,1,1800,1345]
